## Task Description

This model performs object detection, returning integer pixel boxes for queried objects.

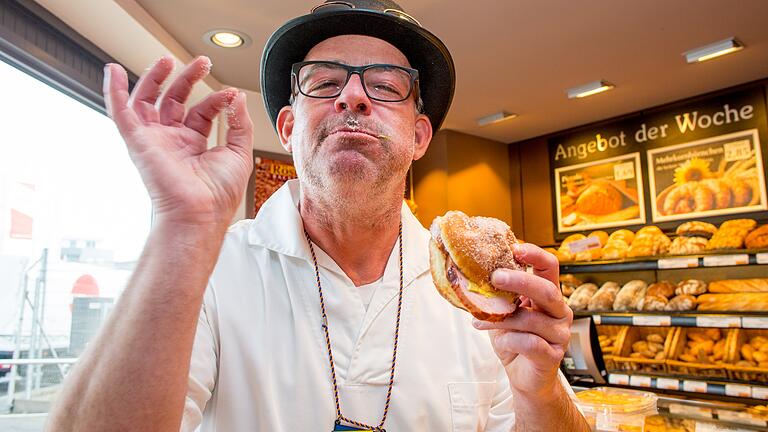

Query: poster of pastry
[555,152,646,232]
[250,155,297,217]
[648,128,767,222]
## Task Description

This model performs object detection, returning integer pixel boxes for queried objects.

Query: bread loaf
[588,281,620,311]
[745,224,768,249]
[665,294,696,311]
[697,293,768,311]
[613,280,648,311]
[708,279,768,293]
[675,279,707,296]
[567,283,598,311]
[646,281,675,298]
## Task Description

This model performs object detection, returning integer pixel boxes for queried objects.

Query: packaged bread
[746,225,768,249]
[613,280,647,311]
[567,283,598,311]
[708,278,768,293]
[638,294,668,311]
[676,221,717,238]
[675,279,707,296]
[665,294,696,311]
[696,293,768,311]
[668,236,708,255]
[646,281,675,298]
[560,274,582,297]
[588,281,620,311]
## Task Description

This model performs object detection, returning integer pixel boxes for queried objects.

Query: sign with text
[548,84,768,238]
[554,153,646,232]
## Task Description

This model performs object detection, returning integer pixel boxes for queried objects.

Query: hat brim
[260,9,455,133]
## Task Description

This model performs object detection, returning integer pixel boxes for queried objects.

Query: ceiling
[79,1,768,143]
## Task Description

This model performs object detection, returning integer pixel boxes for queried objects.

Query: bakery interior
[2,0,768,430]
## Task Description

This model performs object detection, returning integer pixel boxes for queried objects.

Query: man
[48,1,589,431]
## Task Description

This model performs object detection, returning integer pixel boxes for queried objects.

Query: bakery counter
[560,250,768,273]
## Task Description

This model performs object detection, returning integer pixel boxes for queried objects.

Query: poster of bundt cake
[648,129,766,222]
[555,152,646,232]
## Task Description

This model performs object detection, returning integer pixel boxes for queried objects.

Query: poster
[648,129,767,222]
[251,156,297,217]
[555,153,646,232]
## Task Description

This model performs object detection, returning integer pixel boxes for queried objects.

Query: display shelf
[560,250,768,273]
[606,373,768,402]
[576,311,768,328]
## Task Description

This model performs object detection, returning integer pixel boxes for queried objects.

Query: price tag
[756,253,768,264]
[658,257,699,269]
[683,380,708,393]
[752,387,768,400]
[567,236,602,253]
[696,316,742,328]
[614,161,635,180]
[593,315,602,325]
[656,377,680,390]
[725,384,752,398]
[608,374,629,385]
[703,254,749,267]
[742,317,768,329]
[629,375,652,387]
[632,315,671,326]
[718,409,767,427]
[563,357,576,370]
[724,139,752,162]
[669,403,712,418]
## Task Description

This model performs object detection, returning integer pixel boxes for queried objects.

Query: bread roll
[676,221,717,238]
[668,236,708,255]
[602,239,629,260]
[746,224,768,249]
[639,294,668,311]
[608,229,635,245]
[646,281,675,298]
[675,279,707,296]
[560,274,582,297]
[708,279,768,293]
[567,283,598,311]
[588,281,620,311]
[613,280,648,311]
[697,293,768,311]
[665,294,696,311]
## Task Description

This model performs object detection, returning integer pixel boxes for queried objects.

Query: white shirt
[182,179,574,431]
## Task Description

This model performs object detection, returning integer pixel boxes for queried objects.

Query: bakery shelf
[577,311,768,328]
[606,373,768,402]
[560,250,768,273]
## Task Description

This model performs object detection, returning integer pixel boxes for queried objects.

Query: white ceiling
[47,0,768,144]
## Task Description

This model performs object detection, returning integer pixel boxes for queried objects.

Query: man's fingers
[224,91,254,156]
[103,64,140,137]
[491,269,570,319]
[492,331,565,366]
[183,88,239,138]
[474,308,571,346]
[128,55,175,123]
[159,56,212,126]
[513,243,560,287]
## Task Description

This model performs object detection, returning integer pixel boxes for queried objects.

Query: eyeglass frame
[309,1,423,27]
[290,60,421,104]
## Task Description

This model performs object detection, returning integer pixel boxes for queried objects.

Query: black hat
[260,0,455,133]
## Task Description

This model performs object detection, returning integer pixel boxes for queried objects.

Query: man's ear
[412,114,433,161]
[276,105,295,153]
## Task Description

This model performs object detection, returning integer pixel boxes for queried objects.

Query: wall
[413,130,513,229]
[514,137,556,246]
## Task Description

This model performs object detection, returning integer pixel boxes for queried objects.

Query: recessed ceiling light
[566,80,615,99]
[477,111,518,126]
[203,29,252,48]
[683,37,743,63]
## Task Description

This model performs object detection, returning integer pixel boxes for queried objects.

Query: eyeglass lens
[297,63,412,101]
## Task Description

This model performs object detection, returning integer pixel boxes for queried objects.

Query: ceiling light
[477,111,518,126]
[203,29,252,48]
[684,37,743,63]
[566,80,615,99]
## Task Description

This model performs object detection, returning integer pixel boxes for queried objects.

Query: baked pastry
[567,283,598,311]
[602,241,628,260]
[708,278,768,293]
[665,294,697,311]
[745,224,768,249]
[588,281,620,311]
[560,274,582,297]
[608,229,635,245]
[429,211,522,321]
[588,230,609,246]
[676,221,717,238]
[668,236,708,255]
[646,281,675,298]
[575,181,622,215]
[707,218,758,250]
[675,279,707,296]
[636,226,663,237]
[697,293,768,311]
[613,280,648,311]
[639,294,669,311]
[720,218,758,232]
[626,231,671,257]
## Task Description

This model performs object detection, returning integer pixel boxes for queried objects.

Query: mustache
[317,113,389,142]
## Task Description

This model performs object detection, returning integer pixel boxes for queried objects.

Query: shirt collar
[247,179,431,285]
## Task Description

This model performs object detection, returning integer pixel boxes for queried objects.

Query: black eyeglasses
[291,61,419,103]
[310,1,422,27]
